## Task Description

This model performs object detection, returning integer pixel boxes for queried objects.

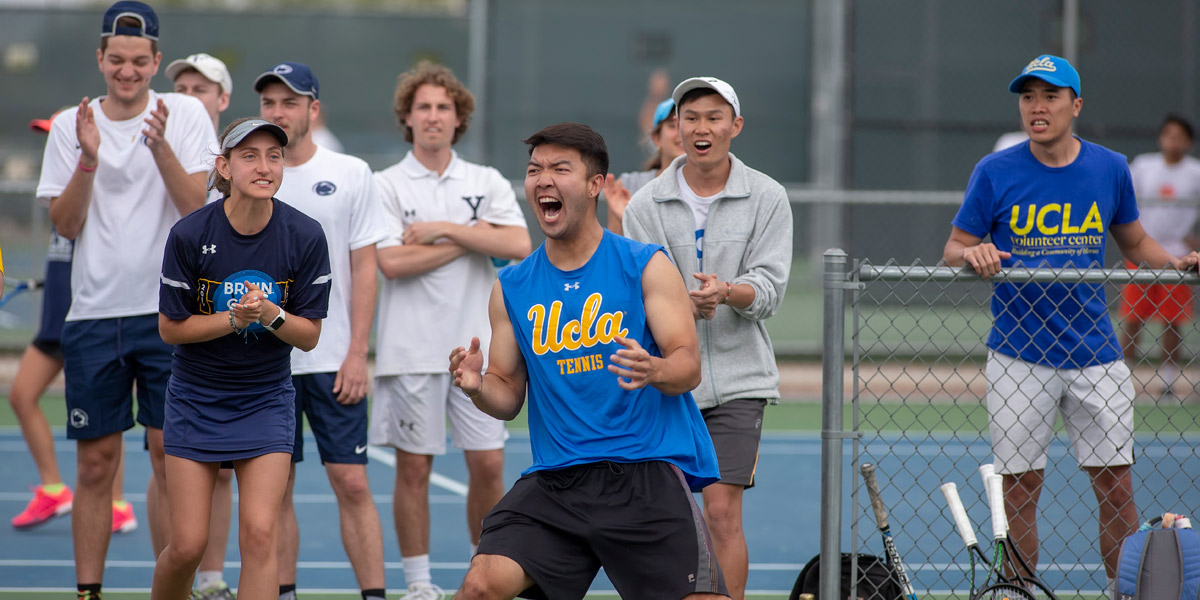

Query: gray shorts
[369,373,507,455]
[701,398,767,488]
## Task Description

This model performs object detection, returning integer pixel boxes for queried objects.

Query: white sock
[402,554,432,587]
[195,570,223,591]
[1106,578,1116,598]
[469,543,478,557]
[279,592,297,600]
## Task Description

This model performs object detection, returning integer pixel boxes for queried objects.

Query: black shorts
[291,372,369,465]
[701,398,767,488]
[477,460,726,600]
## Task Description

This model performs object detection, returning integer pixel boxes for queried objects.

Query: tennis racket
[939,481,993,598]
[0,279,41,310]
[978,465,1058,600]
[860,463,918,600]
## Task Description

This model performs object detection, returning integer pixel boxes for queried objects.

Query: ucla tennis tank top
[498,229,719,491]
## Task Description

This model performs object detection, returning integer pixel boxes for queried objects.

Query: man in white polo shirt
[35,3,215,598]
[255,61,389,600]
[371,62,531,599]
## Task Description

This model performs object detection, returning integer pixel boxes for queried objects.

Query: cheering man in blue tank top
[448,122,728,600]
[944,55,1200,593]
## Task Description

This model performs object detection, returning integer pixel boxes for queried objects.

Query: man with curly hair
[371,62,531,600]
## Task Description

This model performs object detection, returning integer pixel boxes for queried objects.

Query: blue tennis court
[0,426,1192,596]
[0,429,820,596]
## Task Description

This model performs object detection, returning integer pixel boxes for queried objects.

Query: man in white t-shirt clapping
[371,62,531,600]
[254,61,390,600]
[35,3,216,598]
[1119,115,1200,397]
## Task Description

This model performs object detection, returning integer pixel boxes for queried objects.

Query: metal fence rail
[820,249,1200,600]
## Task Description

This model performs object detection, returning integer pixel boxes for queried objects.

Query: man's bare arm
[333,245,378,404]
[1111,220,1200,270]
[608,252,700,396]
[143,98,206,217]
[405,221,531,261]
[377,243,469,279]
[450,280,528,420]
[943,226,1011,278]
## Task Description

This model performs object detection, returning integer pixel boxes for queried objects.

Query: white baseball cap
[672,76,740,118]
[166,53,233,95]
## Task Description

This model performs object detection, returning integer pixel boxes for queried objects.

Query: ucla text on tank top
[498,229,718,491]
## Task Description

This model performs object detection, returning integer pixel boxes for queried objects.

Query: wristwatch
[263,308,286,331]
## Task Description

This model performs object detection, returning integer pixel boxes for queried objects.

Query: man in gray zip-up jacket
[623,76,792,600]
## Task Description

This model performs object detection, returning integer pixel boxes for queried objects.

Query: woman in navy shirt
[152,117,331,600]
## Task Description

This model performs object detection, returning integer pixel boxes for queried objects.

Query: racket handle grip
[979,463,995,486]
[940,482,978,548]
[985,473,1007,540]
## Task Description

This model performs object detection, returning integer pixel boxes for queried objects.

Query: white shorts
[986,351,1134,473]
[369,373,508,455]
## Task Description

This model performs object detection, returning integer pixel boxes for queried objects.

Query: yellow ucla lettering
[1036,204,1061,235]
[1012,202,1103,237]
[1060,203,1079,234]
[1011,205,1035,235]
[528,293,628,356]
[1080,202,1103,233]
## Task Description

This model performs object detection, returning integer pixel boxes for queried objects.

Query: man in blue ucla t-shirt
[448,123,726,600]
[944,55,1200,589]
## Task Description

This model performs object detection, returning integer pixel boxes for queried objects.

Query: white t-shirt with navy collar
[36,90,217,321]
[276,144,388,375]
[373,150,528,376]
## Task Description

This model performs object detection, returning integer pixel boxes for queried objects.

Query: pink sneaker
[112,502,138,534]
[12,484,73,528]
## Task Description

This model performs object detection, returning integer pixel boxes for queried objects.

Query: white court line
[0,431,474,499]
[0,557,1105,574]
[0,491,464,504]
[367,446,469,496]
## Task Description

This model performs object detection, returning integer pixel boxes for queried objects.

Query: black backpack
[790,553,904,600]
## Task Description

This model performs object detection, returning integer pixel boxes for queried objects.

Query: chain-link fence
[819,250,1200,600]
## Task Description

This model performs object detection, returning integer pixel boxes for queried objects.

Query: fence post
[820,248,849,600]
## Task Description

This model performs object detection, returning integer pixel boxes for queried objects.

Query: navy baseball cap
[1008,55,1081,98]
[254,62,319,99]
[101,1,158,41]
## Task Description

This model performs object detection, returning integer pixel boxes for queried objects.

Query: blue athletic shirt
[498,229,719,492]
[159,198,331,390]
[952,139,1139,368]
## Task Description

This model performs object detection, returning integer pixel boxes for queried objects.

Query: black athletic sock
[362,588,387,600]
[279,583,297,600]
[77,583,102,599]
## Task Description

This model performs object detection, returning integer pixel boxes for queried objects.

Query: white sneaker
[400,582,445,600]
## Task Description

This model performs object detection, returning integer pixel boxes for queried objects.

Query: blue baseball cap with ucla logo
[254,62,319,99]
[1008,54,1081,98]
